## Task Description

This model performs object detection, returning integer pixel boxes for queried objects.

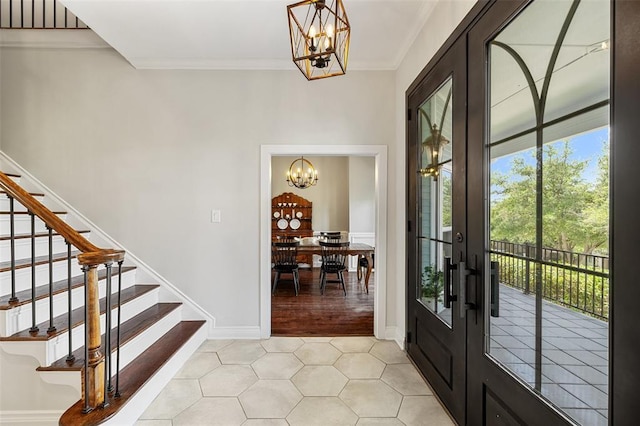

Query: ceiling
[58,0,438,71]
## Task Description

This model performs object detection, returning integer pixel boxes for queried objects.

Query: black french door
[407,0,640,424]
[406,33,468,423]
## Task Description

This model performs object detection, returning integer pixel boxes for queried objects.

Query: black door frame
[406,0,640,424]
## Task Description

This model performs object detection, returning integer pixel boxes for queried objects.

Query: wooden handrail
[0,170,124,412]
[0,172,124,265]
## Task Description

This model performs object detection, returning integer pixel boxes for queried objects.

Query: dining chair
[318,231,343,241]
[272,241,300,295]
[319,240,350,296]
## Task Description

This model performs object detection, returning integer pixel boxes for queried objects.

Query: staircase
[0,166,208,425]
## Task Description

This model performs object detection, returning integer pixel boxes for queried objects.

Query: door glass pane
[418,77,453,327]
[487,1,610,424]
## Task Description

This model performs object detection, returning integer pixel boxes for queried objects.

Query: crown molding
[0,28,109,49]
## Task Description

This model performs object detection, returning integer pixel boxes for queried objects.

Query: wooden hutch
[271,192,313,264]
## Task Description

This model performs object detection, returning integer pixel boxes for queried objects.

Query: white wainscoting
[348,232,375,271]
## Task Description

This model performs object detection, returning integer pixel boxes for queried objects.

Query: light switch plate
[211,209,221,223]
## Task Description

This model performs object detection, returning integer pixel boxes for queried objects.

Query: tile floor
[136,336,455,426]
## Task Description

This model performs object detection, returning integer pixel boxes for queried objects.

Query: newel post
[83,263,105,410]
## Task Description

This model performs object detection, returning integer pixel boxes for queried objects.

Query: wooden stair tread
[38,302,182,371]
[1,284,159,341]
[0,229,90,241]
[0,250,80,273]
[58,320,205,426]
[0,266,136,310]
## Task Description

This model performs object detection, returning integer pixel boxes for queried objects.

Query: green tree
[491,140,608,253]
[581,142,609,254]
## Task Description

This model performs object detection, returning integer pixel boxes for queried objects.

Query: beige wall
[0,0,475,337]
[0,46,394,329]
[271,156,350,232]
[349,156,375,234]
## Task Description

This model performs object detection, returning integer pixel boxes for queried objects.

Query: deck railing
[490,240,609,320]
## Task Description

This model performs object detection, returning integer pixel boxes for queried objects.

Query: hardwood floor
[271,268,374,336]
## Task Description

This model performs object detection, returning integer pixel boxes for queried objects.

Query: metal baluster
[66,241,75,363]
[52,0,55,28]
[601,257,606,318]
[47,227,56,333]
[8,197,18,304]
[103,262,113,406]
[81,266,91,413]
[114,260,123,397]
[31,0,34,28]
[29,213,39,334]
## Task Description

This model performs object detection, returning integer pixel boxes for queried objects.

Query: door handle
[444,257,457,308]
[490,261,500,317]
[458,261,476,318]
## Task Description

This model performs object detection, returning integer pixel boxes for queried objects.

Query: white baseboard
[209,326,261,340]
[0,410,61,425]
[384,326,405,349]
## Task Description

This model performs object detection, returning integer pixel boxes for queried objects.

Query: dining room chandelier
[286,157,318,189]
[287,0,350,80]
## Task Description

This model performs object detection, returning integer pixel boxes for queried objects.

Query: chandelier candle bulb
[286,157,319,189]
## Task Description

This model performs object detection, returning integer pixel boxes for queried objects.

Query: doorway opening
[260,145,388,339]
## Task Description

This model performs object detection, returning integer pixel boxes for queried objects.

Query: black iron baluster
[81,265,91,414]
[114,260,123,398]
[8,196,18,304]
[47,226,56,333]
[31,0,34,28]
[66,241,75,363]
[585,256,604,312]
[20,0,24,28]
[41,0,44,28]
[9,0,12,27]
[601,257,606,318]
[29,213,39,334]
[52,0,55,28]
[103,262,113,405]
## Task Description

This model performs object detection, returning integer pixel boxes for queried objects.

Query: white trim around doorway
[260,145,388,339]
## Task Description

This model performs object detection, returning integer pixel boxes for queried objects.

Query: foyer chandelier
[286,157,318,189]
[287,0,351,80]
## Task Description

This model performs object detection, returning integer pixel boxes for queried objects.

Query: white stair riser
[0,268,138,337]
[0,261,85,296]
[44,289,161,365]
[105,305,183,377]
[37,304,183,395]
[0,235,75,262]
[0,288,160,366]
[0,214,67,235]
[0,195,45,212]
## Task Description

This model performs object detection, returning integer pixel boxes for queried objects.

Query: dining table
[296,242,375,293]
